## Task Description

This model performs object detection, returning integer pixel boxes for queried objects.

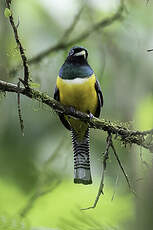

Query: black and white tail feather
[71,128,92,185]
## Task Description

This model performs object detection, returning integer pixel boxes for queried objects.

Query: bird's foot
[88,112,94,120]
[69,106,76,114]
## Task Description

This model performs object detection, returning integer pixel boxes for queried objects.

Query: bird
[54,46,103,185]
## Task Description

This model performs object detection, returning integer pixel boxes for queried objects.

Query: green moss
[4,8,12,18]
[29,82,40,89]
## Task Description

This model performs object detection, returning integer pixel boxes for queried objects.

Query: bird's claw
[88,112,94,120]
[69,106,76,114]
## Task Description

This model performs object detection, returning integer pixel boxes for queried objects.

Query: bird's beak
[74,50,86,58]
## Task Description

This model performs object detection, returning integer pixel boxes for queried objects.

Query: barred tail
[71,128,92,185]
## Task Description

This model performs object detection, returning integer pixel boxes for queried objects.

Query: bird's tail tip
[74,168,92,185]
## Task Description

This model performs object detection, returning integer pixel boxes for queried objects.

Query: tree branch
[28,0,124,65]
[111,141,136,195]
[0,79,153,152]
[81,133,112,210]
[147,49,153,52]
[17,81,24,136]
[6,0,29,86]
[9,0,125,76]
[59,5,84,43]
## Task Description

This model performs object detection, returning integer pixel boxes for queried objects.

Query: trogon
[54,46,103,185]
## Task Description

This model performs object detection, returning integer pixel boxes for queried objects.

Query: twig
[81,133,112,210]
[0,79,153,152]
[147,49,153,52]
[82,132,136,210]
[59,5,84,42]
[17,81,24,136]
[5,0,29,86]
[16,16,20,29]
[111,142,131,189]
[111,141,136,195]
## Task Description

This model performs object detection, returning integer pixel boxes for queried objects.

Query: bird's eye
[69,49,74,56]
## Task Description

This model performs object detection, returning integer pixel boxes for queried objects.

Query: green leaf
[29,82,40,89]
[4,8,12,18]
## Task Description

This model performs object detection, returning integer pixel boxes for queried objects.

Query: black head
[59,46,93,79]
[66,46,88,64]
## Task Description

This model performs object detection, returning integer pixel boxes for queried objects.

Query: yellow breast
[56,74,98,115]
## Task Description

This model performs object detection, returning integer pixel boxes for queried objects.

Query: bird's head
[67,46,88,64]
[59,46,93,79]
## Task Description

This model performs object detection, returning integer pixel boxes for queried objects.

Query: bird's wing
[94,79,103,118]
[54,86,71,131]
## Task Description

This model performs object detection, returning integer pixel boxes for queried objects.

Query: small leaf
[4,8,12,18]
[29,82,40,88]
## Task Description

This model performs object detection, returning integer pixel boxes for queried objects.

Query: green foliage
[4,8,11,18]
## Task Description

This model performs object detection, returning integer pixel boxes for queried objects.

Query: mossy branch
[0,79,153,153]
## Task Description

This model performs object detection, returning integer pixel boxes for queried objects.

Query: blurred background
[0,0,153,229]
